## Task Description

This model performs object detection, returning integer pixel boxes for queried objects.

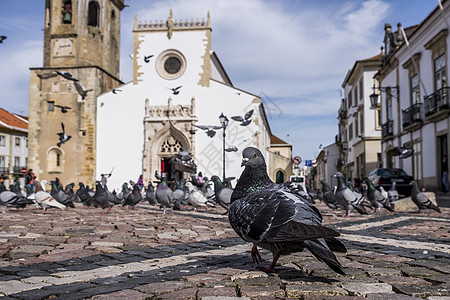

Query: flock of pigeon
[0,171,234,215]
[0,146,442,274]
[317,172,441,217]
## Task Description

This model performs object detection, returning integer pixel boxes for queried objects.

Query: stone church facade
[27,1,292,190]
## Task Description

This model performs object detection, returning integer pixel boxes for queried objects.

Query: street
[0,201,448,299]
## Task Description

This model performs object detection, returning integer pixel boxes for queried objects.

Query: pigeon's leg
[251,244,262,264]
[194,207,197,212]
[170,209,173,215]
[258,253,280,273]
[107,207,112,214]
[162,208,166,215]
[133,206,136,210]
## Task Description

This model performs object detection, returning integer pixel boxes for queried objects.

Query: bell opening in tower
[62,0,72,24]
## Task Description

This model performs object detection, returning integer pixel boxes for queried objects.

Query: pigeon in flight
[229,147,346,274]
[193,124,223,138]
[231,109,253,126]
[225,146,238,152]
[410,180,441,213]
[0,36,6,43]
[73,80,93,100]
[144,55,154,63]
[168,86,182,95]
[112,89,122,94]
[57,122,72,147]
[55,105,71,113]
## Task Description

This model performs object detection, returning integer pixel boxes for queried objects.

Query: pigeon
[93,181,115,214]
[49,179,75,208]
[0,35,7,43]
[34,180,66,213]
[291,184,315,204]
[193,124,222,138]
[364,178,394,213]
[388,181,399,202]
[410,180,441,213]
[56,71,78,81]
[144,55,154,63]
[225,146,238,152]
[210,175,232,211]
[379,186,389,200]
[155,173,174,214]
[10,181,26,197]
[0,182,32,210]
[185,182,214,211]
[319,180,341,211]
[73,80,93,99]
[168,86,182,95]
[231,109,254,127]
[112,89,122,94]
[116,182,131,202]
[57,122,72,147]
[229,147,346,274]
[145,181,158,207]
[333,172,367,217]
[54,105,71,113]
[173,179,187,210]
[122,184,143,209]
[75,182,96,207]
[38,72,59,79]
[65,182,77,203]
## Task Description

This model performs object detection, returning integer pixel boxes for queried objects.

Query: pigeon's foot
[258,253,280,273]
[107,207,112,214]
[251,245,262,264]
[258,266,276,273]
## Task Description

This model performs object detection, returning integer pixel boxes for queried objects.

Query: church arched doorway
[275,170,285,183]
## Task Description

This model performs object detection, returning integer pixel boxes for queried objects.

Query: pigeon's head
[210,175,222,183]
[333,172,344,178]
[241,147,265,168]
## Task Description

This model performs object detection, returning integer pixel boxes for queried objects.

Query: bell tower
[28,0,125,185]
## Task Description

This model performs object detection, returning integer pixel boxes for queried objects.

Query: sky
[0,0,440,164]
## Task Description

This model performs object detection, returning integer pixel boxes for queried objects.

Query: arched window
[159,136,183,155]
[88,1,99,27]
[48,147,63,173]
[275,170,285,184]
[62,0,72,24]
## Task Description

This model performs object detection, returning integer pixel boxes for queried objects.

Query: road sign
[293,156,302,165]
[21,168,27,174]
[305,160,312,167]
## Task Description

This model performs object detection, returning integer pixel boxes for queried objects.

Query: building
[337,54,382,183]
[268,135,293,183]
[28,0,126,185]
[376,0,450,192]
[314,142,339,189]
[0,108,28,184]
[27,1,289,190]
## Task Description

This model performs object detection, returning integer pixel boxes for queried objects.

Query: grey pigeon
[122,184,143,209]
[34,181,66,212]
[75,182,96,207]
[0,182,32,210]
[364,178,394,213]
[116,182,131,202]
[410,181,441,213]
[231,109,253,126]
[333,172,367,217]
[319,180,341,211]
[193,124,222,138]
[57,122,72,147]
[185,182,214,211]
[155,173,174,214]
[145,181,158,207]
[168,85,182,95]
[229,147,346,274]
[93,181,115,214]
[172,179,187,210]
[55,104,71,113]
[388,181,399,202]
[210,175,232,211]
[50,179,74,208]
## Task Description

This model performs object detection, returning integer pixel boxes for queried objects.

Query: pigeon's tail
[304,239,345,275]
[353,204,368,215]
[324,237,347,253]
[430,203,441,213]
[383,202,395,212]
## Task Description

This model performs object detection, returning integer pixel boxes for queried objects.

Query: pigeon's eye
[253,153,258,158]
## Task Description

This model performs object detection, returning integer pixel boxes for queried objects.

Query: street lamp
[219,112,229,181]
[370,84,399,109]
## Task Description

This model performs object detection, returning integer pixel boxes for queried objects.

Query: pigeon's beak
[241,158,249,167]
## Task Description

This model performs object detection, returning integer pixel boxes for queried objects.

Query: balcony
[424,87,450,122]
[338,109,347,121]
[402,103,423,131]
[0,167,8,174]
[382,120,394,140]
[12,166,27,174]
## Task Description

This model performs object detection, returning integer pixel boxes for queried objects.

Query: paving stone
[399,266,443,277]
[303,296,364,300]
[240,285,285,298]
[365,293,418,299]
[235,276,282,287]
[157,287,198,300]
[89,289,149,300]
[364,267,402,276]
[340,283,394,296]
[393,283,450,298]
[230,271,268,281]
[134,280,195,295]
[375,275,432,285]
[197,287,237,298]
[286,283,349,297]
[201,297,250,300]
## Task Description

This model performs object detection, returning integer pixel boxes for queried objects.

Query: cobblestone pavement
[0,201,448,300]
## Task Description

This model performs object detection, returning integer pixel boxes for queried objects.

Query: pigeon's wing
[193,125,208,130]
[229,188,322,243]
[240,120,252,126]
[416,192,431,206]
[175,85,182,90]
[38,72,58,79]
[210,125,223,130]
[231,116,244,122]
[244,109,254,120]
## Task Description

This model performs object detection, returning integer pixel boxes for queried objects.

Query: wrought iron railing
[402,103,423,128]
[381,120,393,139]
[424,87,450,116]
[0,167,8,174]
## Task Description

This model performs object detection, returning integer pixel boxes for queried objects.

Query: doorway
[439,134,448,192]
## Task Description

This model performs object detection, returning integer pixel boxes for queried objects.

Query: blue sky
[0,0,440,163]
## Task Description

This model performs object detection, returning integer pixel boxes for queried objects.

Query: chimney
[396,22,403,44]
